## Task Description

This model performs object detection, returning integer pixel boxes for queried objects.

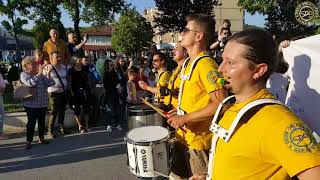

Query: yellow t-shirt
[212,89,320,179]
[163,66,181,108]
[177,52,222,150]
[155,70,171,103]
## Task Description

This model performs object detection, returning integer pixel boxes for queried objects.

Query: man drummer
[139,52,171,105]
[166,14,226,178]
[162,41,188,109]
[191,29,320,180]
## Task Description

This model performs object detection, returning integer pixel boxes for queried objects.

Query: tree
[30,22,51,49]
[26,0,67,41]
[63,0,128,43]
[265,0,318,40]
[0,0,30,51]
[111,9,154,56]
[154,0,220,33]
[237,0,318,39]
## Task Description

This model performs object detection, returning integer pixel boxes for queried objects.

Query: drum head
[127,126,169,143]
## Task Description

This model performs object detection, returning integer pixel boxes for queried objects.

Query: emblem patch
[284,123,318,153]
[207,70,222,85]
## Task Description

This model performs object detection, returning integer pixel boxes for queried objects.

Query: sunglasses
[182,27,200,33]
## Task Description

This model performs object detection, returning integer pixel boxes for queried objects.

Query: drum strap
[206,97,284,180]
[177,55,212,115]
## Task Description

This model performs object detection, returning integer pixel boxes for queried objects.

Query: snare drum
[128,104,163,130]
[125,126,170,178]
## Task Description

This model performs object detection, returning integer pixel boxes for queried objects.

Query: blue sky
[0,0,266,29]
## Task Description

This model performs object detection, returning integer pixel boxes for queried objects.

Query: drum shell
[128,107,164,130]
[125,137,170,177]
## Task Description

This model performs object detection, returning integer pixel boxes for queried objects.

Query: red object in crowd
[133,75,149,91]
[35,60,44,66]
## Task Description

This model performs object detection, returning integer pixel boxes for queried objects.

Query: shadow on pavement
[0,127,128,173]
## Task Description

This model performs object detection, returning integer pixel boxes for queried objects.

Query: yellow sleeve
[159,71,171,87]
[260,107,320,177]
[197,57,222,93]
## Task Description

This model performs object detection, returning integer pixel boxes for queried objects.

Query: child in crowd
[34,49,44,66]
[126,69,137,104]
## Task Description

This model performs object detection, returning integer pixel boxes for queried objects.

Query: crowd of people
[1,12,320,179]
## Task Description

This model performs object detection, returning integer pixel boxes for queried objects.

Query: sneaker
[25,142,32,150]
[106,125,112,132]
[47,132,56,139]
[39,139,49,144]
[80,130,85,134]
[116,125,123,131]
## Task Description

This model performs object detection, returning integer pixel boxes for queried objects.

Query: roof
[82,26,112,36]
[83,44,113,51]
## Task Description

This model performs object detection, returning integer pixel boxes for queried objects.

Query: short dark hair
[223,19,231,27]
[186,14,216,48]
[228,29,278,82]
[153,51,167,66]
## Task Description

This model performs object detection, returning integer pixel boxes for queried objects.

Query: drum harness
[177,55,212,117]
[206,95,284,180]
[155,69,170,103]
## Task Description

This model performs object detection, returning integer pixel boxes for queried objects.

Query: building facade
[0,27,34,61]
[81,26,115,58]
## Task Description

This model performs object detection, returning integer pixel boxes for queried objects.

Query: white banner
[283,34,320,134]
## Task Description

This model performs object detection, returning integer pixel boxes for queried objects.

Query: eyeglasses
[182,27,200,33]
[153,58,161,62]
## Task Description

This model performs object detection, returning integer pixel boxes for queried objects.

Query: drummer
[166,14,226,179]
[191,29,320,180]
[162,41,188,110]
[138,52,171,106]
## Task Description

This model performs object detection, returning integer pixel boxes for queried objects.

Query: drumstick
[141,98,167,118]
[141,98,187,133]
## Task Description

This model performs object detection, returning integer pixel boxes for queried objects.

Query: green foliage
[237,0,277,14]
[30,22,51,49]
[0,0,31,49]
[265,0,318,40]
[82,0,128,27]
[26,0,67,41]
[111,9,154,56]
[154,0,219,33]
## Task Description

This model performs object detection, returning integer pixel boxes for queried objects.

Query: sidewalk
[3,109,77,135]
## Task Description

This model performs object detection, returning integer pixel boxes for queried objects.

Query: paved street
[0,126,137,180]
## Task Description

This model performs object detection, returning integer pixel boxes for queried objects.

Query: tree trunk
[73,0,83,56]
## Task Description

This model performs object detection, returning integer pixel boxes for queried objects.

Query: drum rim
[124,126,170,145]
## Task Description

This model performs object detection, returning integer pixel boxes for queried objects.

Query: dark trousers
[24,107,47,142]
[48,92,67,132]
[104,94,124,126]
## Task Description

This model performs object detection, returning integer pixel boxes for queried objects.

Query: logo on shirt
[295,1,319,25]
[207,70,222,85]
[284,123,318,153]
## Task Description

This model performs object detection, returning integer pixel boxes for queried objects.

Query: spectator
[95,50,108,77]
[103,60,123,132]
[46,51,68,138]
[147,44,158,69]
[20,56,55,149]
[34,49,44,66]
[43,29,70,65]
[67,32,88,57]
[82,56,101,124]
[0,73,7,139]
[6,51,15,64]
[210,27,232,65]
[68,56,90,133]
[126,68,137,104]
